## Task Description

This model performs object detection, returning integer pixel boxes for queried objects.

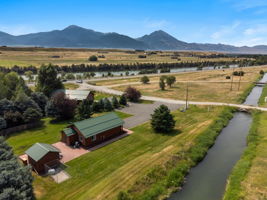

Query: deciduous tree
[36,64,63,96]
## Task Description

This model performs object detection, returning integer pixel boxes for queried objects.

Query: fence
[0,121,43,136]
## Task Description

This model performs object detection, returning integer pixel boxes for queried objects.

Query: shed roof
[74,112,124,138]
[63,128,76,136]
[25,143,60,162]
[65,90,91,100]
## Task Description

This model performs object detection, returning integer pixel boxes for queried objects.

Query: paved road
[79,83,267,112]
[119,102,181,129]
[106,80,251,88]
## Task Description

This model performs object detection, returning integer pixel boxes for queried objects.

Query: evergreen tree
[98,98,105,111]
[92,101,101,112]
[151,105,175,133]
[75,100,93,120]
[0,137,35,200]
[112,96,120,109]
[119,95,127,106]
[104,98,113,111]
[0,117,7,130]
[36,64,63,97]
[31,92,48,115]
[23,108,42,123]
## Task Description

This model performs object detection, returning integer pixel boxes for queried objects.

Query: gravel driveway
[119,101,181,129]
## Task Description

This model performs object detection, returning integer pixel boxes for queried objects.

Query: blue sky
[1,0,267,46]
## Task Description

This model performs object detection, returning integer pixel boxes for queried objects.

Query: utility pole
[238,64,243,91]
[230,67,234,91]
[185,82,189,110]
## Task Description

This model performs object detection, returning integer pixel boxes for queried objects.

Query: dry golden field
[110,66,267,103]
[0,47,246,67]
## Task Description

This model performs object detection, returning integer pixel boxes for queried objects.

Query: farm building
[61,112,124,147]
[25,143,61,174]
[65,90,94,101]
[53,89,94,101]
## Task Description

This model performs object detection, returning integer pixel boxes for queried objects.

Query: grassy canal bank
[223,85,267,200]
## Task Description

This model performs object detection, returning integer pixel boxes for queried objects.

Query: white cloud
[228,0,267,10]
[0,25,37,35]
[244,24,267,35]
[211,21,240,39]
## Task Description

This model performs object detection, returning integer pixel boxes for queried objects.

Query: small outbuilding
[25,143,61,174]
[65,90,94,101]
[61,112,124,147]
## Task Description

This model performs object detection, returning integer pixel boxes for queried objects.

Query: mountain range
[1,25,267,54]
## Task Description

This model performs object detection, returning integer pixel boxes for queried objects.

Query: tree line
[0,59,253,75]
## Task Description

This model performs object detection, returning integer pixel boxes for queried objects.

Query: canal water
[169,74,267,200]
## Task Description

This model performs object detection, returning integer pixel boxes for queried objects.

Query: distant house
[25,143,60,174]
[61,112,124,147]
[65,90,94,101]
[53,89,94,102]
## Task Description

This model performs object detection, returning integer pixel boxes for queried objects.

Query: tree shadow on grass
[154,128,181,136]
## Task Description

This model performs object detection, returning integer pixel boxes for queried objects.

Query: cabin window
[91,135,96,141]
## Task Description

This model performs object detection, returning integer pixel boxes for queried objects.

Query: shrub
[260,70,265,75]
[65,73,76,80]
[119,95,127,106]
[226,76,231,79]
[46,92,77,120]
[140,76,150,84]
[104,98,113,111]
[89,55,98,61]
[233,71,245,76]
[124,87,141,102]
[4,111,23,127]
[138,55,146,59]
[117,191,132,200]
[112,96,120,109]
[151,105,175,133]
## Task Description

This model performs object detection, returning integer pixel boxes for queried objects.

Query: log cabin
[61,112,124,148]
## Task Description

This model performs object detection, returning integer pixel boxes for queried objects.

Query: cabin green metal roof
[25,143,60,162]
[65,90,91,100]
[63,128,75,136]
[73,112,124,138]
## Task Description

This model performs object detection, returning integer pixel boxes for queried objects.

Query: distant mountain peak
[63,25,85,30]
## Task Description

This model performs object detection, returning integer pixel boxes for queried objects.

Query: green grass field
[7,106,224,200]
[7,111,131,155]
[223,111,267,200]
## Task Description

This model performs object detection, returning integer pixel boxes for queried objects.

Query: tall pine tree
[0,137,34,200]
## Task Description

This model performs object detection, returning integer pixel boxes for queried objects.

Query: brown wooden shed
[25,143,60,174]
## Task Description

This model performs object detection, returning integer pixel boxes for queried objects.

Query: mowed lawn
[7,111,131,155]
[14,106,224,200]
